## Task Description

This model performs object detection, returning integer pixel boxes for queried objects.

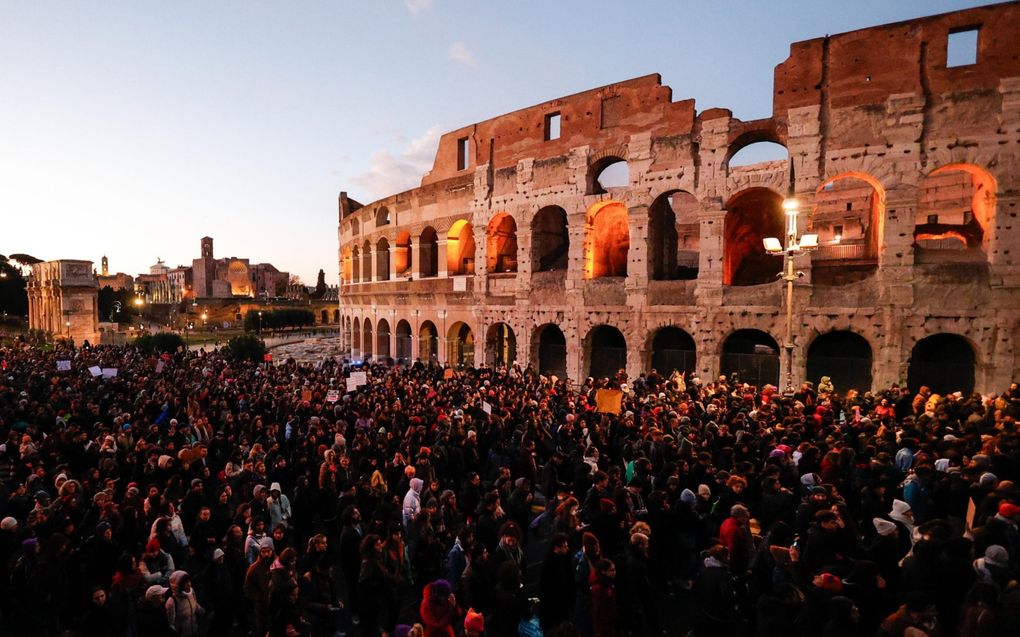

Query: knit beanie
[464,608,485,632]
[873,518,897,537]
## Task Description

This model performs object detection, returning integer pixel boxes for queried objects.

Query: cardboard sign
[482,401,492,415]
[88,366,103,377]
[102,368,119,379]
[56,360,71,372]
[348,371,367,391]
[301,389,313,402]
[443,368,455,380]
[155,360,165,374]
[595,388,623,415]
[326,389,340,403]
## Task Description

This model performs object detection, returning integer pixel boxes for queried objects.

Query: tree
[225,334,267,363]
[0,255,28,317]
[134,332,185,354]
[98,286,135,323]
[244,309,315,332]
[312,269,327,299]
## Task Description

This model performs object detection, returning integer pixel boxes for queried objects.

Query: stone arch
[447,219,476,276]
[363,318,374,360]
[351,245,361,283]
[649,190,699,280]
[649,326,697,376]
[419,320,439,362]
[806,330,873,393]
[395,319,413,364]
[361,240,372,282]
[333,309,340,324]
[320,309,328,324]
[725,126,786,165]
[376,318,391,360]
[375,237,390,281]
[720,329,780,388]
[585,200,630,279]
[351,218,360,237]
[724,187,785,286]
[340,246,352,283]
[533,323,567,378]
[584,324,627,379]
[588,153,629,195]
[419,227,439,278]
[531,205,569,272]
[812,172,885,285]
[376,206,391,227]
[486,213,518,273]
[908,333,976,395]
[447,321,475,367]
[915,163,996,263]
[485,322,517,367]
[395,231,412,276]
[352,317,362,357]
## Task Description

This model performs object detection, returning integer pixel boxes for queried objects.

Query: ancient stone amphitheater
[338,2,1020,395]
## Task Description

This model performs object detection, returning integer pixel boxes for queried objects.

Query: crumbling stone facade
[338,3,1020,395]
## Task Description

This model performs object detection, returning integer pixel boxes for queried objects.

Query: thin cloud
[448,41,477,67]
[406,0,433,15]
[351,126,442,201]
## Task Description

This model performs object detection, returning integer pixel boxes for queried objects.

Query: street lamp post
[257,311,263,336]
[763,198,818,396]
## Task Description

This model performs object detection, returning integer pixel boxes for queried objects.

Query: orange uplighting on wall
[585,200,630,279]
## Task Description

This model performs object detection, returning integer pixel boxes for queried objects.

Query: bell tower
[101,256,109,276]
[201,237,214,259]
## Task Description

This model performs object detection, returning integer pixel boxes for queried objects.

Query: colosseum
[338,2,1020,396]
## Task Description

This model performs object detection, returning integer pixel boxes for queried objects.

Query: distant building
[96,256,134,291]
[190,236,289,299]
[27,260,99,344]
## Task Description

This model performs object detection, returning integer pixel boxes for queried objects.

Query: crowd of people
[0,338,1019,637]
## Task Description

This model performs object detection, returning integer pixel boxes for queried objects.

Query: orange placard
[595,389,623,415]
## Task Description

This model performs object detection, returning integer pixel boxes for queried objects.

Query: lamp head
[782,198,799,215]
[798,234,819,250]
[763,237,783,254]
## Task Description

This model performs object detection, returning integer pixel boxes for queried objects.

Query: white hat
[0,517,17,531]
[259,537,275,551]
[212,548,225,560]
[270,482,282,493]
[145,585,169,601]
[891,499,911,516]
[873,518,897,537]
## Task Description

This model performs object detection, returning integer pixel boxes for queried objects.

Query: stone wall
[337,3,1020,394]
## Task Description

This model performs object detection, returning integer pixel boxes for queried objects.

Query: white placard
[347,371,367,391]
[326,389,340,403]
[482,401,492,415]
[102,368,119,378]
[453,277,467,292]
[56,360,71,372]
[88,366,103,377]
[155,360,165,374]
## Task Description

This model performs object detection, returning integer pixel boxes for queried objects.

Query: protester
[0,340,1017,637]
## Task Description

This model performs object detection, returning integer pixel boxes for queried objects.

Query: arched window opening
[720,329,780,388]
[807,331,873,393]
[352,317,362,358]
[535,324,567,378]
[376,318,391,360]
[395,231,412,276]
[363,319,374,360]
[351,218,360,237]
[341,246,352,284]
[649,191,699,280]
[589,157,629,194]
[727,141,788,168]
[908,334,976,395]
[486,214,518,273]
[586,325,627,379]
[361,240,372,282]
[351,246,361,283]
[333,309,340,323]
[485,322,517,367]
[447,220,476,276]
[376,206,391,227]
[532,206,569,272]
[585,200,630,279]
[724,188,784,286]
[419,227,439,278]
[376,238,391,281]
[447,321,474,367]
[419,321,439,362]
[915,165,996,264]
[395,320,413,364]
[650,327,697,376]
[812,173,883,286]
[320,310,328,324]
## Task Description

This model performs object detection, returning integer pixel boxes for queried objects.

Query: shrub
[225,334,267,363]
[134,332,186,354]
